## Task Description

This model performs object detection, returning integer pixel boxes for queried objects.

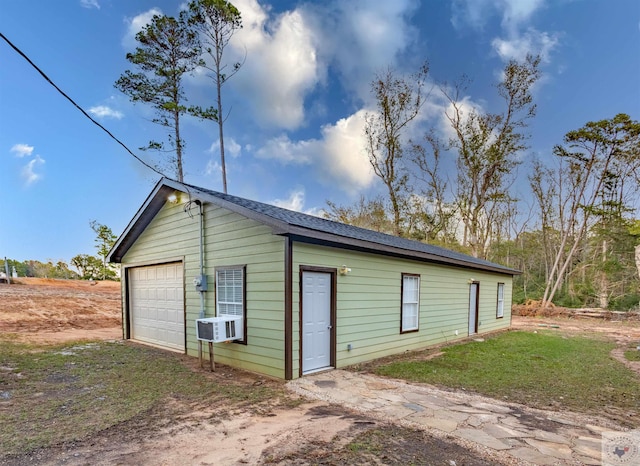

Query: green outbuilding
[108,178,518,380]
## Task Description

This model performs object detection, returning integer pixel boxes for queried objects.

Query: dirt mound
[512,299,640,321]
[10,277,121,290]
[0,278,122,338]
[512,299,568,317]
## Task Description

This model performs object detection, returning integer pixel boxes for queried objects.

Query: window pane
[217,268,244,318]
[403,276,419,303]
[497,283,504,318]
[402,275,419,331]
[403,303,418,329]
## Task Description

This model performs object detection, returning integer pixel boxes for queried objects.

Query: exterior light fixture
[167,193,178,204]
[339,265,351,275]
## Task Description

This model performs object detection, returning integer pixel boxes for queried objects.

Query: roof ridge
[182,182,517,273]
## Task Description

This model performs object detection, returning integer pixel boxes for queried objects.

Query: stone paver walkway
[287,370,625,465]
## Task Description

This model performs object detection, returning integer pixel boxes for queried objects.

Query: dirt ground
[0,278,122,343]
[1,279,639,465]
[1,279,497,465]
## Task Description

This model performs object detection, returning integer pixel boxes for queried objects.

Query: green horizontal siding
[123,201,286,379]
[122,197,512,381]
[292,242,513,377]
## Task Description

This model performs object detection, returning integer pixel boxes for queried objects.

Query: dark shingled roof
[109,178,519,275]
[182,182,519,275]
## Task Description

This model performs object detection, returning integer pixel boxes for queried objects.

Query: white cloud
[492,28,558,63]
[451,0,557,64]
[205,159,220,176]
[255,135,313,164]
[22,155,45,186]
[451,0,491,31]
[10,143,34,158]
[304,0,419,101]
[89,105,124,119]
[271,189,305,211]
[499,0,546,34]
[255,109,374,194]
[452,0,544,33]
[230,0,321,130]
[208,138,242,158]
[438,95,487,142]
[227,138,242,158]
[316,110,374,191]
[122,8,163,49]
[80,0,100,9]
[227,0,418,129]
[270,189,323,216]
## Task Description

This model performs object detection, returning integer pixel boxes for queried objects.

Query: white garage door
[129,262,185,351]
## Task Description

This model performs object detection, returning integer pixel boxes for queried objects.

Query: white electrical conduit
[197,200,205,319]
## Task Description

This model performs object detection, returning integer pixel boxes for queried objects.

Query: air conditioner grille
[196,316,243,343]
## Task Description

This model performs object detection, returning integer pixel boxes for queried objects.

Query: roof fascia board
[107,178,168,263]
[109,179,291,263]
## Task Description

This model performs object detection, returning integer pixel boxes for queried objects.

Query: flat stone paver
[510,447,558,465]
[483,423,533,439]
[470,400,513,414]
[467,413,500,427]
[573,436,602,460]
[575,455,600,465]
[456,428,512,450]
[407,412,458,432]
[402,391,451,408]
[433,408,470,423]
[287,370,626,465]
[524,438,573,459]
[532,430,572,445]
[374,403,419,420]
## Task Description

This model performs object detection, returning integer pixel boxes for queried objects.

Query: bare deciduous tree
[364,63,430,237]
[541,114,640,307]
[442,55,540,258]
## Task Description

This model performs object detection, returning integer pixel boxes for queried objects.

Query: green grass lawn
[625,348,640,361]
[0,339,288,457]
[374,331,640,423]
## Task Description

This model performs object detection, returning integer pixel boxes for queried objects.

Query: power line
[0,31,172,181]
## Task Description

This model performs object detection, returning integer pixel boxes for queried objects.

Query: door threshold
[302,366,334,376]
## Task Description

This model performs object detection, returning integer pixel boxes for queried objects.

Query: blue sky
[1,0,639,264]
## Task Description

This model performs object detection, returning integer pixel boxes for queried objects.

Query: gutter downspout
[197,200,206,319]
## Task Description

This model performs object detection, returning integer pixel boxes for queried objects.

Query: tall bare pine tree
[188,0,243,193]
[115,12,212,182]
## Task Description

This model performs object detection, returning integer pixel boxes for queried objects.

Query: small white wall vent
[196,316,243,343]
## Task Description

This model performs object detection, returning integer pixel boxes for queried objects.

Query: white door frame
[300,266,336,376]
[468,281,479,335]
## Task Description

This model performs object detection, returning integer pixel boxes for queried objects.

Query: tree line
[2,221,118,281]
[325,57,640,311]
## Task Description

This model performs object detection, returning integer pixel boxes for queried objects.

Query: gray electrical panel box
[193,274,208,292]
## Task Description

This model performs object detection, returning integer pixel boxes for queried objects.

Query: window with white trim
[216,266,246,342]
[496,283,505,318]
[401,274,420,333]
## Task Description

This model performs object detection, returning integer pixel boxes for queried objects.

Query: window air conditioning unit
[196,316,243,343]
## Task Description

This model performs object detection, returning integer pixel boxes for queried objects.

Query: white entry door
[302,271,332,374]
[468,282,479,335]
